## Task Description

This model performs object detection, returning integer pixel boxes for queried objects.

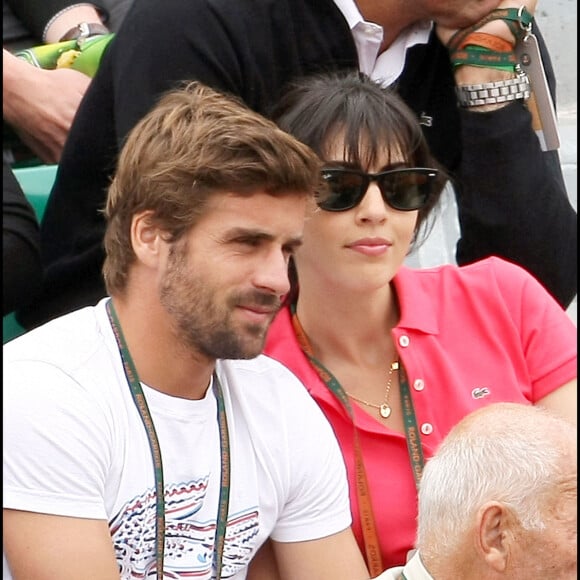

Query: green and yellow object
[15,33,114,78]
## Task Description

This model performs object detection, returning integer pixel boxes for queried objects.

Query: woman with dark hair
[264,71,577,575]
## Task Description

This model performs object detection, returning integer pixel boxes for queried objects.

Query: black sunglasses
[319,167,440,212]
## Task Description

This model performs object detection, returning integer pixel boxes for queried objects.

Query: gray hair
[416,403,576,556]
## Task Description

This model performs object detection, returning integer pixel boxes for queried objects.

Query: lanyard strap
[291,310,383,576]
[399,363,425,488]
[214,377,231,579]
[106,299,231,579]
[291,308,425,574]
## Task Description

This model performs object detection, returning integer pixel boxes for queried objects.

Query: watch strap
[59,22,109,42]
[456,70,531,107]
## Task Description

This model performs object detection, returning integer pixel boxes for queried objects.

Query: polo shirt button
[420,423,433,435]
[413,379,424,391]
[398,335,410,347]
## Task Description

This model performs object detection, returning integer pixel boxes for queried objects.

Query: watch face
[79,22,91,37]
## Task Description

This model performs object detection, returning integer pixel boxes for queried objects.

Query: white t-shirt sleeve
[266,368,352,542]
[3,360,112,519]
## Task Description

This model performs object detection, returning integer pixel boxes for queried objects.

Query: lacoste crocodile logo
[471,387,490,399]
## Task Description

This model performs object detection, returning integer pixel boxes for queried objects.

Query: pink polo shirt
[264,257,577,569]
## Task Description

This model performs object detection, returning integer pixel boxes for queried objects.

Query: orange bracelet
[459,32,514,52]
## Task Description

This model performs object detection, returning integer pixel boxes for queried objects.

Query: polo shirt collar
[393,266,440,335]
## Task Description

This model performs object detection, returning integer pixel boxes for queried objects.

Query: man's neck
[109,295,215,400]
[354,0,428,49]
[421,549,485,580]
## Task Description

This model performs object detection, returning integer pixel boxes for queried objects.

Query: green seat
[3,312,26,345]
[12,163,58,221]
[3,164,58,344]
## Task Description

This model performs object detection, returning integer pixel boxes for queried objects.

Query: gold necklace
[346,361,399,418]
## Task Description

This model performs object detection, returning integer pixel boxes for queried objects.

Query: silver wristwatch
[455,70,531,108]
[59,22,109,43]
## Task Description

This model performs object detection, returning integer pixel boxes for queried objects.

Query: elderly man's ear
[475,501,519,573]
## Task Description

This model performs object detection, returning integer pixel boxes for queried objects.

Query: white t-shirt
[3,299,351,579]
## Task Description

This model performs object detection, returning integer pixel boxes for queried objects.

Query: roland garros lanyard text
[106,299,231,579]
[291,305,425,576]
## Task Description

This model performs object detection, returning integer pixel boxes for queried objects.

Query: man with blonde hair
[3,81,373,579]
[379,402,577,579]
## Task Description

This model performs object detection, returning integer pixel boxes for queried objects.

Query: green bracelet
[452,45,517,71]
[446,6,533,53]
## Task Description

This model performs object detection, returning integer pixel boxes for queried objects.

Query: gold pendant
[380,404,391,418]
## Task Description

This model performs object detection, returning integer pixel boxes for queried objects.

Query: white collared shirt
[332,0,432,86]
[376,551,435,580]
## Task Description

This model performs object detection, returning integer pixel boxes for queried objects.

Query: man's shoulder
[135,0,342,27]
[217,354,322,416]
[218,354,306,389]
[4,302,112,373]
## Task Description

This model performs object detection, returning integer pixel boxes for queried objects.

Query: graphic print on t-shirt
[110,476,259,578]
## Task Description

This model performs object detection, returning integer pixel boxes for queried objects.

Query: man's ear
[475,501,514,572]
[131,210,165,268]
